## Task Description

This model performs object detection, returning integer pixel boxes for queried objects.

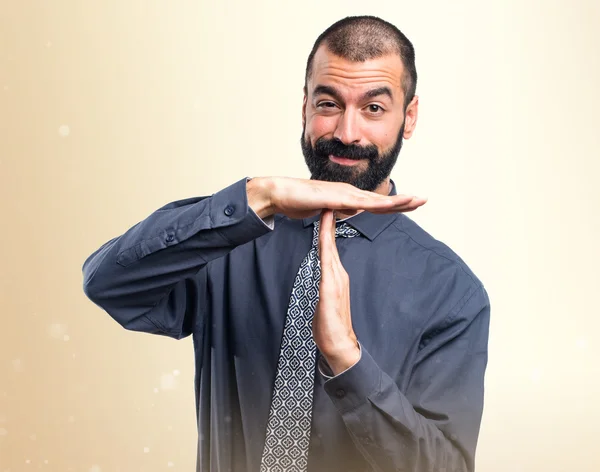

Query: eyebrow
[313,85,343,102]
[312,85,394,103]
[363,86,393,101]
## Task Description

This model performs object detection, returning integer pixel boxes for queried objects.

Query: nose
[333,109,361,145]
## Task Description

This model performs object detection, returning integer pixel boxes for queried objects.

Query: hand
[312,209,360,375]
[247,176,427,220]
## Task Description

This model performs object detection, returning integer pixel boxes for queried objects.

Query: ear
[302,87,307,128]
[402,95,419,140]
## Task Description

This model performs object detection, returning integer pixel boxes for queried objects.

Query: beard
[300,122,405,192]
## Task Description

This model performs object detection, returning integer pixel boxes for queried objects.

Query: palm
[270,177,423,219]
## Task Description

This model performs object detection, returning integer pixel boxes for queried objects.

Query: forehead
[308,45,405,99]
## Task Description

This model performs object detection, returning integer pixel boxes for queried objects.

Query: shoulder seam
[390,218,479,287]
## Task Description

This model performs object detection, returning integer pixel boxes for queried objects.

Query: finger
[330,211,342,266]
[314,181,427,214]
[321,211,350,291]
[315,181,418,212]
[318,209,334,268]
[391,196,428,212]
[349,194,417,212]
[369,196,428,214]
[347,192,411,209]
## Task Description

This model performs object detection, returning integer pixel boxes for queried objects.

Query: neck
[373,178,392,197]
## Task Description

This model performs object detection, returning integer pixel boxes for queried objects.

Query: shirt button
[224,205,235,216]
[165,234,175,243]
[335,389,345,398]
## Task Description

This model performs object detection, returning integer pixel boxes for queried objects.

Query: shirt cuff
[318,342,363,380]
[249,207,275,229]
[322,344,382,413]
[208,177,274,245]
[246,177,274,230]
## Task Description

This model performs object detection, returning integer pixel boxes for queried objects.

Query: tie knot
[335,222,360,238]
[312,221,359,247]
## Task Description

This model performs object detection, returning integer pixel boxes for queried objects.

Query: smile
[329,155,364,166]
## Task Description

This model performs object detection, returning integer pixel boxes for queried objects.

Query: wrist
[322,340,361,376]
[247,177,275,219]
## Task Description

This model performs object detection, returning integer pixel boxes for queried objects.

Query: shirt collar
[302,179,399,241]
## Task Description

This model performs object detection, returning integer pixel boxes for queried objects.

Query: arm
[323,284,490,472]
[82,177,424,340]
[314,210,489,471]
[82,177,273,339]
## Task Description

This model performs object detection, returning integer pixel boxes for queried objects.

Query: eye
[366,104,384,114]
[317,101,337,109]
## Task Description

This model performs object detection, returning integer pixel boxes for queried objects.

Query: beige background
[1,0,599,471]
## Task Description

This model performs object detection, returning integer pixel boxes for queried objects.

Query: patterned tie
[260,220,360,472]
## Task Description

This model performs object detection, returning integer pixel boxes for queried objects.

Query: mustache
[313,137,379,161]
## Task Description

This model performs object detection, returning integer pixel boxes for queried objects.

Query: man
[82,15,490,472]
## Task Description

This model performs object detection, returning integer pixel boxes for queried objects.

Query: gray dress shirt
[82,177,490,472]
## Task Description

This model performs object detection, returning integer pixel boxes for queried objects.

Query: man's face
[301,45,418,192]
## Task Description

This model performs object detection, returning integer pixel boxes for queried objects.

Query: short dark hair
[304,16,417,109]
